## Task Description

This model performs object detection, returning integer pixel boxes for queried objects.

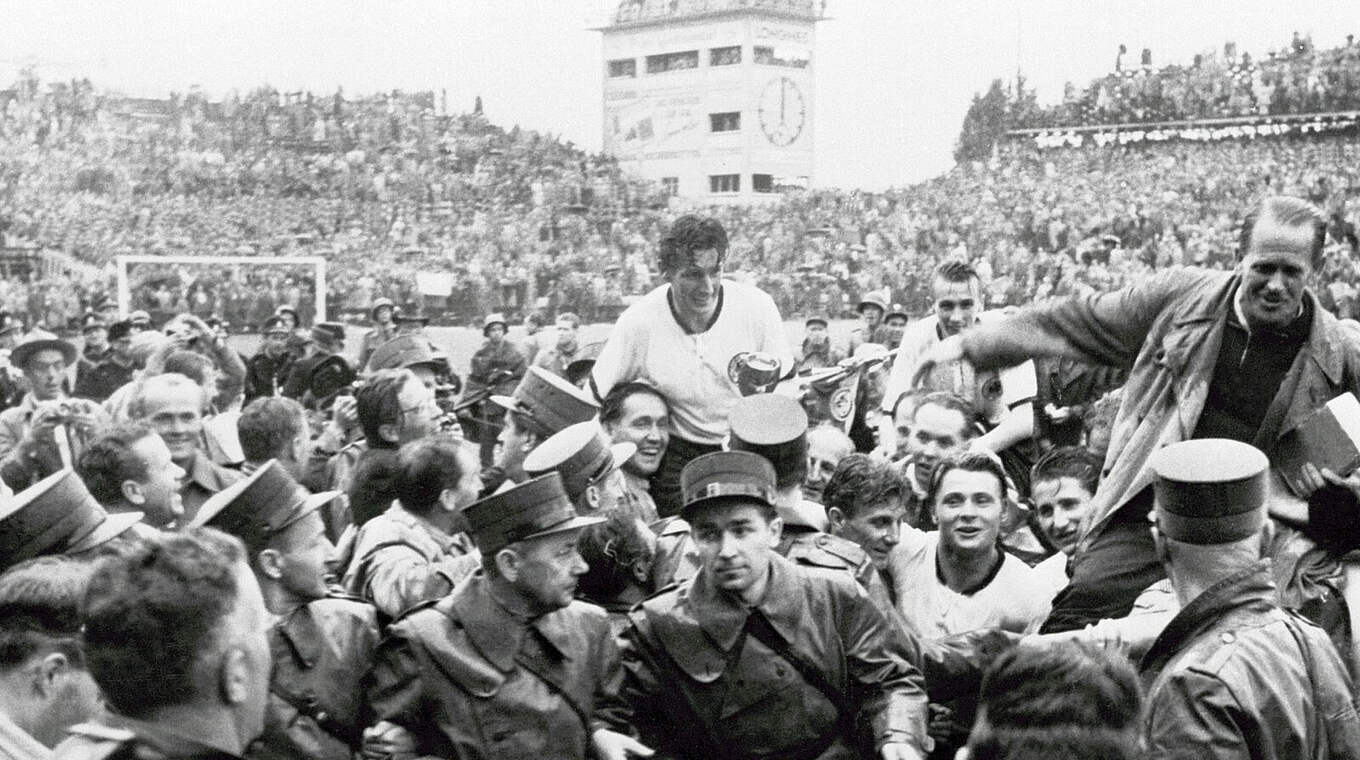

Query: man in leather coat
[618,451,931,760]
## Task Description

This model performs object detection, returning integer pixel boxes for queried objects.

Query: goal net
[115,254,328,329]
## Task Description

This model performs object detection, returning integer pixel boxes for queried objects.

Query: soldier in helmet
[465,312,527,469]
[357,298,397,371]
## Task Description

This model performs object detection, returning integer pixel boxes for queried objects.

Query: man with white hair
[132,372,242,523]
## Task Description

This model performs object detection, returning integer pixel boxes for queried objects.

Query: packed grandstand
[1,31,1358,336]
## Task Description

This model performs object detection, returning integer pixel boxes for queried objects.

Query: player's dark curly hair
[658,215,728,274]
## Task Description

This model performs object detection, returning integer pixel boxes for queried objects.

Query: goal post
[115,254,328,325]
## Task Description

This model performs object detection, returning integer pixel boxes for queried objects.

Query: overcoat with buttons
[365,572,630,760]
[249,596,380,760]
[618,551,930,759]
[1140,561,1360,760]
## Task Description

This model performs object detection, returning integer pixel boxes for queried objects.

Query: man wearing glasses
[345,368,443,527]
[879,260,1037,462]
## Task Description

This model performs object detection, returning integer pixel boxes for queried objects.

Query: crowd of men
[4,202,1360,760]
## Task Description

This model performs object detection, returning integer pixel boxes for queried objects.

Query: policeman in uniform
[357,297,397,371]
[244,316,295,403]
[482,366,599,494]
[73,313,111,390]
[0,468,146,571]
[465,312,527,468]
[73,320,135,403]
[191,461,377,760]
[1140,439,1360,758]
[619,451,931,760]
[522,420,640,519]
[727,393,889,602]
[364,472,648,760]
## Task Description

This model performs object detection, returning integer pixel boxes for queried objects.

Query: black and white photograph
[2,1,1360,758]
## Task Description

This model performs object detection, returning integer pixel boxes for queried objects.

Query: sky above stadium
[1,0,1356,190]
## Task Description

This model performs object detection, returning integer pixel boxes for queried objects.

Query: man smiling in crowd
[591,215,792,517]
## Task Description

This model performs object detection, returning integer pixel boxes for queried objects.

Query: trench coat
[365,573,629,760]
[619,552,930,759]
[250,597,380,760]
[1141,562,1360,759]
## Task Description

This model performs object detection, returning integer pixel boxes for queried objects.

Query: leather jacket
[619,552,930,759]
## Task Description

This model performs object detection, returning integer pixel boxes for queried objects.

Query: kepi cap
[1150,439,1268,545]
[680,451,778,519]
[522,421,636,505]
[462,472,604,554]
[728,393,808,485]
[482,312,508,333]
[490,366,599,438]
[189,460,337,555]
[0,469,140,571]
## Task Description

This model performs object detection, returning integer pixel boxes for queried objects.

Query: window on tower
[709,112,741,132]
[710,46,742,66]
[646,50,700,74]
[661,177,679,196]
[709,174,741,194]
[754,45,811,68]
[607,59,637,78]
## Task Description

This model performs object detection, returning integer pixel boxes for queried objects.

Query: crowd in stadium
[4,28,1360,760]
[1009,32,1360,127]
[4,33,1360,335]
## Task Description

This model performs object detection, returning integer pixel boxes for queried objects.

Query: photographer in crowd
[0,337,108,490]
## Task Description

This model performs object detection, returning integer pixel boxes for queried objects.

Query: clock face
[757,76,806,147]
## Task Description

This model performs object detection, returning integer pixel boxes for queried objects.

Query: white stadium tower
[597,0,826,203]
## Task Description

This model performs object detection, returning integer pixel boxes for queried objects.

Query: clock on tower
[757,76,806,147]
